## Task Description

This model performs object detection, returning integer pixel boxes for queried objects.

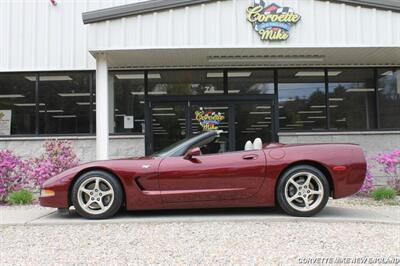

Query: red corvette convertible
[40,131,366,219]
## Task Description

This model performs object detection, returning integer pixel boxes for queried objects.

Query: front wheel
[72,171,123,219]
[276,165,330,217]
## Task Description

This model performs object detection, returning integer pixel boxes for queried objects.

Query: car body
[40,131,366,218]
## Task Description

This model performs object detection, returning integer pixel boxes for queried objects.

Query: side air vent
[134,176,145,191]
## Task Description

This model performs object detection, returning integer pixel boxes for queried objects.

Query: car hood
[42,156,162,188]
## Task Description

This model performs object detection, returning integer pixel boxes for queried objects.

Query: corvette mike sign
[247,0,301,41]
[195,109,225,131]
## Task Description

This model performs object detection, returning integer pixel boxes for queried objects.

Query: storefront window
[235,102,273,150]
[152,103,187,152]
[38,72,91,134]
[0,73,36,135]
[378,69,400,129]
[328,69,376,130]
[228,70,274,94]
[113,72,145,134]
[1,68,398,138]
[148,70,224,95]
[278,69,326,130]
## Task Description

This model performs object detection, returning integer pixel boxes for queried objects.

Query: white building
[0,0,399,173]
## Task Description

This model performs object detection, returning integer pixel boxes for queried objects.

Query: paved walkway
[1,205,399,226]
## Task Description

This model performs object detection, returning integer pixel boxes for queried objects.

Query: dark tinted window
[0,73,36,135]
[148,70,224,95]
[278,69,326,130]
[378,69,400,129]
[112,72,145,134]
[328,69,376,130]
[228,70,274,94]
[38,72,91,134]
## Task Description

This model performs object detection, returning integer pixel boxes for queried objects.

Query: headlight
[40,189,55,197]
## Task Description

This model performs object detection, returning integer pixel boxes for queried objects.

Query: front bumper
[39,190,69,208]
[39,173,75,209]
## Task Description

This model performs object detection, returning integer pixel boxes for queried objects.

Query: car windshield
[153,136,195,157]
[153,131,217,157]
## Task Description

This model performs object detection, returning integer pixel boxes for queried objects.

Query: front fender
[40,157,164,210]
[39,161,119,208]
[40,170,77,208]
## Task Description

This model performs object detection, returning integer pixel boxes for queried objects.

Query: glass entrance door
[234,102,273,151]
[190,103,231,152]
[151,102,187,153]
[148,97,276,155]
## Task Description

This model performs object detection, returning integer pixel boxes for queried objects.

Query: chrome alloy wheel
[284,172,324,212]
[77,176,114,215]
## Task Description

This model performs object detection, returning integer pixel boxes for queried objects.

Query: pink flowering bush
[0,140,79,203]
[359,149,400,195]
[359,167,375,194]
[31,140,79,187]
[0,150,35,201]
[375,149,400,192]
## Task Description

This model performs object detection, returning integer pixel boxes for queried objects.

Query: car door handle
[242,154,258,160]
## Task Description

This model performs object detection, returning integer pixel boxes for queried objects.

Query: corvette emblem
[142,165,150,169]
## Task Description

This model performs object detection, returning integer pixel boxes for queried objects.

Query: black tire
[276,165,330,217]
[72,170,123,219]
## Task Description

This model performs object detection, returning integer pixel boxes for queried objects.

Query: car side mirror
[184,147,201,160]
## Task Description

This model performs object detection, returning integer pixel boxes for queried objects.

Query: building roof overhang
[82,0,400,24]
[91,46,400,69]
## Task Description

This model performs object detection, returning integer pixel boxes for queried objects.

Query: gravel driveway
[1,221,399,265]
[1,198,399,265]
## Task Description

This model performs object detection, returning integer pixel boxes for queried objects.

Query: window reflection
[113,72,145,134]
[235,103,272,150]
[152,103,186,152]
[328,69,376,130]
[228,70,274,94]
[278,69,326,130]
[1,68,398,137]
[0,73,36,135]
[38,73,91,134]
[378,69,400,129]
[148,70,224,95]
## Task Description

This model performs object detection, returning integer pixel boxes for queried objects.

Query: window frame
[326,67,377,131]
[274,66,400,133]
[376,67,400,130]
[147,69,225,96]
[276,68,328,131]
[0,66,399,138]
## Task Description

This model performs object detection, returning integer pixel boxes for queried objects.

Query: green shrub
[372,187,397,201]
[7,189,34,205]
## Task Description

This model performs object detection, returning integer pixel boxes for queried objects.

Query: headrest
[253,138,263,150]
[244,140,253,151]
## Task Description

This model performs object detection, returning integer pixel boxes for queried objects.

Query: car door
[158,150,266,203]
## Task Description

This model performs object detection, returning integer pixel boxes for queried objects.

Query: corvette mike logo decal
[195,109,225,131]
[247,0,301,41]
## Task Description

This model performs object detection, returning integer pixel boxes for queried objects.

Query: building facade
[0,0,399,182]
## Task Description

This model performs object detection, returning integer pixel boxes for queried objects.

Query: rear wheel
[276,165,329,217]
[72,171,123,219]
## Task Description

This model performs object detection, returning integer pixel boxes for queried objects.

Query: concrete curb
[1,206,399,226]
